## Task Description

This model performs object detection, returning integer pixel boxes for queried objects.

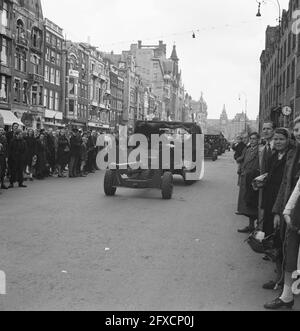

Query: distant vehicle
[103,121,204,200]
[204,135,219,161]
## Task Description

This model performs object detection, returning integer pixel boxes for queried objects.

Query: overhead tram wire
[63,18,259,50]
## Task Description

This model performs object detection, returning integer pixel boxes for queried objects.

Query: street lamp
[256,0,282,127]
[256,0,281,23]
[238,92,248,132]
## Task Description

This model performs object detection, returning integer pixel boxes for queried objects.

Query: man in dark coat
[69,129,81,178]
[6,122,20,147]
[46,129,56,175]
[0,127,8,190]
[8,129,27,188]
[86,131,95,173]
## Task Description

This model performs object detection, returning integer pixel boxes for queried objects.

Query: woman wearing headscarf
[260,128,292,291]
[264,117,300,310]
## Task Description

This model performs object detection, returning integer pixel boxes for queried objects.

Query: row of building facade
[0,0,200,132]
[259,0,300,131]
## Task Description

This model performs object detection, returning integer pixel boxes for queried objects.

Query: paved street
[0,152,299,311]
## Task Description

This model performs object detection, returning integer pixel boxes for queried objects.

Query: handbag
[252,173,269,191]
[246,231,279,261]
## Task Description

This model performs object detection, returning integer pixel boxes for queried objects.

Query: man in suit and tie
[260,121,276,175]
[257,121,275,233]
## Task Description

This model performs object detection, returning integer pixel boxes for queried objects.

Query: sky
[41,0,291,120]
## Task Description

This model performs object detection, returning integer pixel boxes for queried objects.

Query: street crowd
[232,117,300,310]
[0,123,102,193]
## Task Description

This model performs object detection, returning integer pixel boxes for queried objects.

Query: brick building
[63,41,89,129]
[43,18,64,128]
[259,0,300,130]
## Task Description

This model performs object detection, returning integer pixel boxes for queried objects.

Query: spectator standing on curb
[24,129,36,182]
[46,129,56,176]
[264,117,300,310]
[80,134,88,177]
[69,129,81,178]
[57,130,70,178]
[237,133,260,234]
[0,127,8,190]
[8,129,27,188]
[6,122,19,147]
[35,133,49,180]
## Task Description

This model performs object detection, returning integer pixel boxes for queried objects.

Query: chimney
[138,40,142,49]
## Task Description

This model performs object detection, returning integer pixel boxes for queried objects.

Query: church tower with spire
[170,44,179,77]
[220,105,229,137]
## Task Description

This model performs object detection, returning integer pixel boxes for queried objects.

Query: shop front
[44,109,65,129]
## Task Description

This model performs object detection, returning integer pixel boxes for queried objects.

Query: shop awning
[0,109,24,126]
[45,109,63,120]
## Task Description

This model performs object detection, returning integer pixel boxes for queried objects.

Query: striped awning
[0,109,24,126]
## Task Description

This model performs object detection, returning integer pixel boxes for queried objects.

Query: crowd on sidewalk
[0,122,103,194]
[232,118,300,310]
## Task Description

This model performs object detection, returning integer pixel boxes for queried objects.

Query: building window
[46,32,50,44]
[14,79,21,102]
[69,99,75,113]
[50,50,56,64]
[55,92,59,111]
[69,78,75,96]
[57,53,61,66]
[0,37,8,66]
[57,39,62,50]
[1,1,9,28]
[31,27,42,49]
[15,48,26,72]
[50,68,55,84]
[45,65,49,82]
[39,86,43,106]
[44,88,48,108]
[31,85,38,105]
[16,19,26,43]
[55,70,60,86]
[52,36,56,47]
[46,48,50,62]
[291,59,296,84]
[49,90,54,110]
[22,81,28,104]
[0,75,9,103]
[31,54,40,75]
[288,32,292,56]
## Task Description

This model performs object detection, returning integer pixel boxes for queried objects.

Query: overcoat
[237,145,260,217]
